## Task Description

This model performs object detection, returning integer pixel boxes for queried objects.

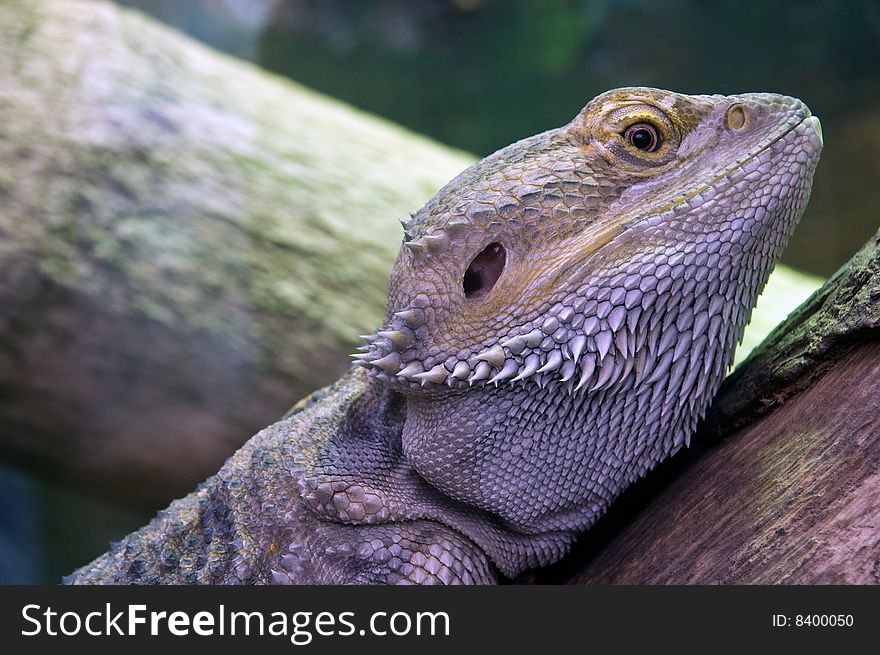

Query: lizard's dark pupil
[631,129,652,149]
[624,123,660,151]
[463,242,506,299]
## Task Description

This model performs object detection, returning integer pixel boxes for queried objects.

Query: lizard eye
[623,122,661,151]
[463,242,506,299]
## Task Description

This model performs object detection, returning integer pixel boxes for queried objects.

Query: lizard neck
[401,221,784,534]
[401,369,704,534]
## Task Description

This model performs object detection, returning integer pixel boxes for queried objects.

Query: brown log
[558,230,880,584]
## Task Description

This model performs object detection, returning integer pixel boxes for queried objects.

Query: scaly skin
[67,88,822,584]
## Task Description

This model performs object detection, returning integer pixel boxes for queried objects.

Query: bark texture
[562,230,880,584]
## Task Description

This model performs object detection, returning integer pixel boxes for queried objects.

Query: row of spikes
[398,214,474,259]
[354,301,734,403]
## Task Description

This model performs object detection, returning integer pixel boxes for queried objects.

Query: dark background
[2,0,878,583]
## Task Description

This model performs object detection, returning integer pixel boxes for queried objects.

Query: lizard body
[67,88,822,584]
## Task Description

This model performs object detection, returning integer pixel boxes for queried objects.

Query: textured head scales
[353,86,821,541]
[359,87,821,396]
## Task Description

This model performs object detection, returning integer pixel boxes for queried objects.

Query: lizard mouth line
[634,113,817,223]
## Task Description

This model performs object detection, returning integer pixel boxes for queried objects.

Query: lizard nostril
[463,242,506,299]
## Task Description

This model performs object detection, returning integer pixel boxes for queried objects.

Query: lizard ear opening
[463,242,506,300]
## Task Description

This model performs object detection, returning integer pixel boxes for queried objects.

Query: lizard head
[358,87,822,396]
[356,87,821,533]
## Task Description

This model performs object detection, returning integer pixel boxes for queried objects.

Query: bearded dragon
[67,87,823,584]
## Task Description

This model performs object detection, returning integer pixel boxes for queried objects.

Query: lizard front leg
[67,371,495,585]
[273,518,496,585]
[66,466,495,584]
